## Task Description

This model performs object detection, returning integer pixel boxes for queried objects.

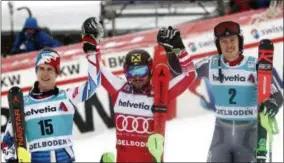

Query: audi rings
[116,115,154,134]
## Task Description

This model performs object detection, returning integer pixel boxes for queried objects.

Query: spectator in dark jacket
[228,0,271,15]
[11,17,62,54]
[228,0,252,14]
[250,0,271,9]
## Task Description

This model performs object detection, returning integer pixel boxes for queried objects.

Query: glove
[259,98,279,117]
[157,26,185,55]
[81,17,104,53]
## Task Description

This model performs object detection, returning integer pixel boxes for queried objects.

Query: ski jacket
[1,54,101,163]
[194,54,283,121]
[95,47,196,162]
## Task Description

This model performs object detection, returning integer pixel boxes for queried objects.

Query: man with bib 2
[164,21,283,162]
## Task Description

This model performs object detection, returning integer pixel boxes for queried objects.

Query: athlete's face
[129,75,151,90]
[126,65,151,90]
[36,64,57,91]
[219,35,239,61]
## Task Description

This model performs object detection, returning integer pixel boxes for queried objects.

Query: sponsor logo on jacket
[212,74,246,82]
[25,106,57,116]
[118,99,150,110]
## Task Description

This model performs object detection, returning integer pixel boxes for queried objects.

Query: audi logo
[116,115,154,134]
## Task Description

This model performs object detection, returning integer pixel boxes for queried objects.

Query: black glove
[259,98,279,117]
[157,26,185,54]
[81,17,104,53]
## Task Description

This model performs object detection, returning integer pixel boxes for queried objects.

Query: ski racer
[81,17,196,162]
[1,47,101,162]
[164,21,283,162]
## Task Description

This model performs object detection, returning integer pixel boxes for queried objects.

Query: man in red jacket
[81,17,196,162]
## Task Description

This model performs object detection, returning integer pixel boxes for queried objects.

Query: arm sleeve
[1,120,17,161]
[166,52,182,78]
[93,45,126,96]
[168,50,197,101]
[194,57,210,79]
[81,36,126,96]
[66,44,126,105]
[100,61,126,96]
[65,54,101,105]
[269,77,283,108]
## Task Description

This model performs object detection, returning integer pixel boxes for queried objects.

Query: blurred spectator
[250,0,271,9]
[228,0,252,14]
[11,17,62,55]
[227,0,271,15]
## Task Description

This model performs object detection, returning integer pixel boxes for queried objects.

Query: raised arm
[168,50,196,101]
[80,17,126,97]
[156,26,197,101]
[65,53,101,105]
[194,57,210,79]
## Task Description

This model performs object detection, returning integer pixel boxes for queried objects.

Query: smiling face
[219,35,240,61]
[36,64,57,91]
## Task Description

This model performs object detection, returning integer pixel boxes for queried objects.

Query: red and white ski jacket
[89,47,196,161]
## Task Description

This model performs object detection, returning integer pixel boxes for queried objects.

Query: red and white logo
[72,87,79,99]
[116,115,154,134]
[59,102,68,112]
[248,74,255,83]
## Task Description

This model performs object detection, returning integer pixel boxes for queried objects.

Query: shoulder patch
[72,87,79,99]
[211,57,219,66]
[24,96,29,103]
[247,56,257,69]
[248,61,255,68]
[57,90,66,98]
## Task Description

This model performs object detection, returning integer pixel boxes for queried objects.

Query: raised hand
[81,17,104,53]
[157,26,185,55]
